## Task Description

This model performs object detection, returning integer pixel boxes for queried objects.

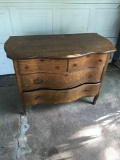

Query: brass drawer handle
[35,95,43,99]
[34,78,43,84]
[83,89,90,92]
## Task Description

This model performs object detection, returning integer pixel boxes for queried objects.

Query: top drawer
[68,53,108,72]
[18,58,67,74]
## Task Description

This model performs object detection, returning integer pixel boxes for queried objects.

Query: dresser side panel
[13,60,26,113]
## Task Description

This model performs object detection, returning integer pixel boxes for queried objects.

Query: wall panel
[0,3,120,75]
[0,9,13,43]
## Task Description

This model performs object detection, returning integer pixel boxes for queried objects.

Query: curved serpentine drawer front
[18,53,107,75]
[18,59,67,74]
[23,83,101,106]
[21,68,103,90]
[5,33,116,113]
[68,54,107,72]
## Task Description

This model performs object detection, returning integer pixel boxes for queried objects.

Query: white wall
[0,0,120,3]
[0,0,120,75]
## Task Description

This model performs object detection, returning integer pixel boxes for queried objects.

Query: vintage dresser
[4,33,116,114]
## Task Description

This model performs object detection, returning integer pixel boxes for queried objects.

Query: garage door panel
[11,8,53,35]
[0,9,13,43]
[95,8,120,37]
[57,8,90,34]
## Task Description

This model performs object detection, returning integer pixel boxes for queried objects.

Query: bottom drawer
[23,83,100,106]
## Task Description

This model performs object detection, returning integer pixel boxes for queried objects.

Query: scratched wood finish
[68,53,107,72]
[5,33,116,60]
[21,68,103,90]
[18,58,67,74]
[23,83,100,106]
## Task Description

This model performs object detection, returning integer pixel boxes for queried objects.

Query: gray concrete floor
[0,64,120,160]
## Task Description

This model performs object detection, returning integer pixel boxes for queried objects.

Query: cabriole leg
[93,94,99,105]
[13,60,26,114]
[21,105,26,115]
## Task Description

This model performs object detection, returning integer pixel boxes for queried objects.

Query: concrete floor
[0,64,120,160]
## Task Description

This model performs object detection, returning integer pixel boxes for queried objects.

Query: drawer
[68,53,108,72]
[23,83,100,106]
[21,68,103,90]
[18,58,67,74]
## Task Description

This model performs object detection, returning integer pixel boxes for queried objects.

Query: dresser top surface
[5,33,116,60]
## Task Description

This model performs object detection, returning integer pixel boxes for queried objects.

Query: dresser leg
[21,105,26,115]
[93,94,99,105]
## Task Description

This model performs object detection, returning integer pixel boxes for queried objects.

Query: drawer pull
[89,74,93,77]
[83,89,90,92]
[56,66,60,70]
[25,66,29,70]
[73,63,77,67]
[34,78,43,84]
[35,95,43,99]
[99,59,102,62]
[40,59,45,62]
[86,55,90,57]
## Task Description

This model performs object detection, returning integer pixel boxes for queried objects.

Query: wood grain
[4,33,115,112]
[18,58,67,74]
[21,68,103,90]
[13,60,26,114]
[68,53,107,72]
[92,54,110,104]
[23,83,101,106]
[5,33,116,60]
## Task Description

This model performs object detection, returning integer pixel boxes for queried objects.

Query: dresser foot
[21,106,26,115]
[93,94,99,105]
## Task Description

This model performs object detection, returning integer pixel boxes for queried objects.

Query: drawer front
[68,53,107,72]
[21,68,103,90]
[23,83,100,106]
[18,58,67,74]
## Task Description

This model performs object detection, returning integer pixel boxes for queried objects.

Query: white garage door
[0,0,120,75]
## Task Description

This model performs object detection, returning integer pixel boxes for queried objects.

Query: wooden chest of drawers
[4,33,116,114]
